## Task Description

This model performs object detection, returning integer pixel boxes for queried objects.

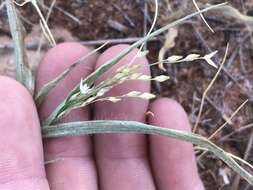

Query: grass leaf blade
[6,0,34,94]
[43,120,253,185]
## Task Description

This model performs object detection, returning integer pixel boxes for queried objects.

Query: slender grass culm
[6,0,253,186]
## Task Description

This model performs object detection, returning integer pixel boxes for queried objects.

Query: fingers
[148,98,204,190]
[36,42,98,190]
[93,44,156,190]
[0,77,49,190]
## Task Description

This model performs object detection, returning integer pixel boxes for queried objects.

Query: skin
[0,42,204,190]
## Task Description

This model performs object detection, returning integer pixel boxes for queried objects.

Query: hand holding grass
[0,43,204,190]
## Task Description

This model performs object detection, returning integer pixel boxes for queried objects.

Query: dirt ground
[1,0,253,189]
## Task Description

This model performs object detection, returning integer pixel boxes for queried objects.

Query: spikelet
[153,75,170,82]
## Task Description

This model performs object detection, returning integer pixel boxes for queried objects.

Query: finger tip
[149,98,191,132]
[36,42,98,118]
[0,75,40,138]
[148,98,204,189]
[36,42,96,88]
[0,76,30,97]
[0,77,37,122]
[0,77,46,186]
[94,44,150,121]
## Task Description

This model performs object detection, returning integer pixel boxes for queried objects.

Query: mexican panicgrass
[151,50,218,70]
[7,1,253,186]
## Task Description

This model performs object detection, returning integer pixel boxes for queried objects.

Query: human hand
[0,43,204,190]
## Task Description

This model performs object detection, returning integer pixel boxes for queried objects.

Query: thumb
[0,77,49,190]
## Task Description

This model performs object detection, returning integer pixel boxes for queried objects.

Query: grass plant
[6,0,253,185]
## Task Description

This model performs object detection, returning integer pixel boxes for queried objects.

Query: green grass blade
[35,42,108,106]
[43,120,253,185]
[6,0,34,94]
